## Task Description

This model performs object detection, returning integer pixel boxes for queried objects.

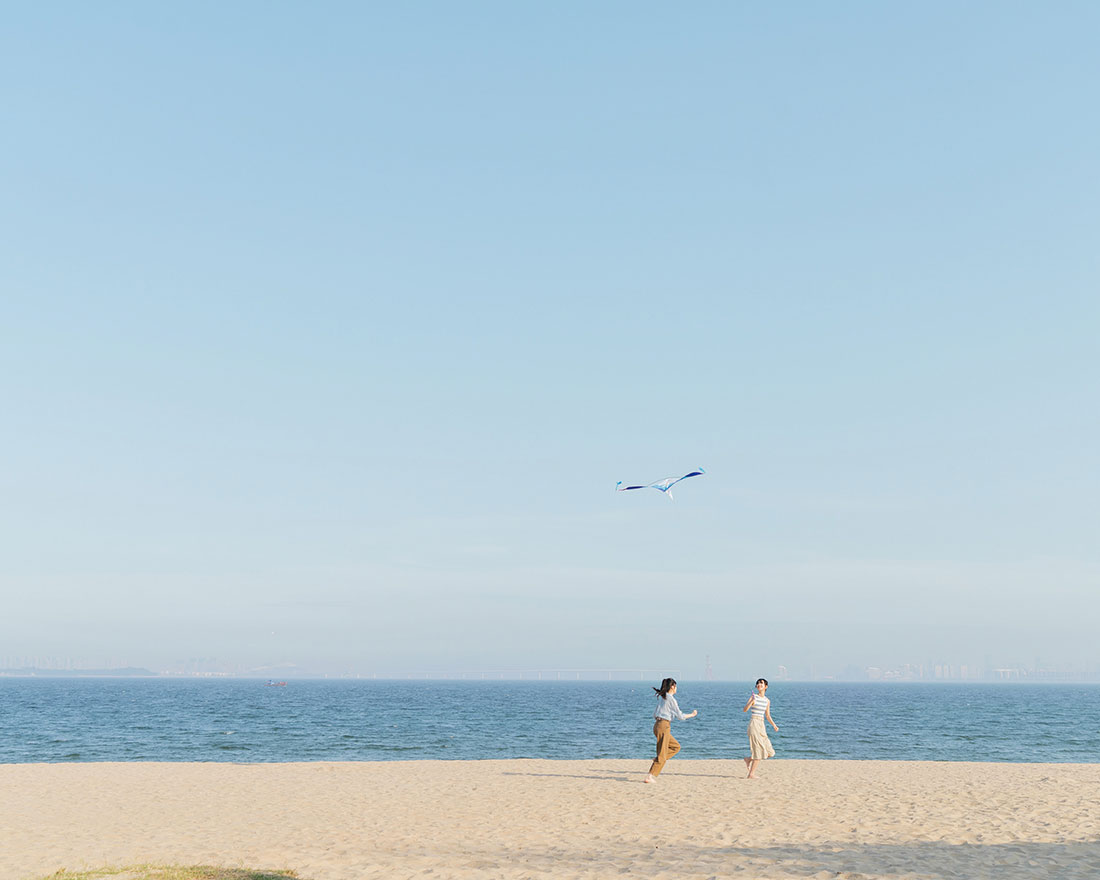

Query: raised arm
[668,695,697,721]
[742,694,755,713]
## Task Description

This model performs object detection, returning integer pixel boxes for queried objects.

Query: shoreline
[4,759,1099,879]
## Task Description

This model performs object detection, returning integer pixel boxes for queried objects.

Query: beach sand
[3,760,1099,879]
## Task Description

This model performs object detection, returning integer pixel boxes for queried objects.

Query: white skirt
[748,715,775,760]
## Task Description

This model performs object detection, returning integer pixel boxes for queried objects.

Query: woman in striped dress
[742,678,779,778]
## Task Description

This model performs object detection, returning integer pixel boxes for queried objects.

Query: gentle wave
[2,679,1099,764]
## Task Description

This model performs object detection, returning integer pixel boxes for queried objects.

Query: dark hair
[755,678,769,687]
[653,677,677,698]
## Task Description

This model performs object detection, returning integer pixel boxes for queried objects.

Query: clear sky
[3,3,1097,678]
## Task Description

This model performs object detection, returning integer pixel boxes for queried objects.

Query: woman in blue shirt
[644,677,697,783]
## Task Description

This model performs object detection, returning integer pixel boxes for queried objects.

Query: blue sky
[2,3,1097,677]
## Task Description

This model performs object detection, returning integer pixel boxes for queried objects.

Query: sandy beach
[3,759,1099,879]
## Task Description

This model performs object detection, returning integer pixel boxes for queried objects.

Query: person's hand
[691,710,698,718]
[772,723,779,732]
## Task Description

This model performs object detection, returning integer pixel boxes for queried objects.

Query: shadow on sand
[501,767,741,782]
[489,839,1100,879]
[648,839,1100,879]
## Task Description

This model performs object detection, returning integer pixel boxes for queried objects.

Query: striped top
[749,693,770,719]
[654,694,691,722]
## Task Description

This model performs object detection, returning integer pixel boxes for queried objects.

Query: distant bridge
[346,668,683,681]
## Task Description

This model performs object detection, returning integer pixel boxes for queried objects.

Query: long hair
[653,677,676,699]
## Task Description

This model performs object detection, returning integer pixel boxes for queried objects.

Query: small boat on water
[265,680,288,687]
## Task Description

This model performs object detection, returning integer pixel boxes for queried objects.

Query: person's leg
[747,719,766,777]
[647,720,671,780]
[666,731,681,761]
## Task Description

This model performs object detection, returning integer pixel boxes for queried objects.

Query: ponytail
[653,677,677,699]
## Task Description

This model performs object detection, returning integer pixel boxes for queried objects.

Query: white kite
[615,468,706,500]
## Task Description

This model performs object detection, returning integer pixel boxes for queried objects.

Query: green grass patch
[39,866,300,880]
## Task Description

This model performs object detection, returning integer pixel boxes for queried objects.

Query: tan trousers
[648,719,680,777]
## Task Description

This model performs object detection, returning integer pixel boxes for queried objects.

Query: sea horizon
[4,672,1100,684]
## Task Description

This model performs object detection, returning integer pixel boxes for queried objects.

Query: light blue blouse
[654,694,691,721]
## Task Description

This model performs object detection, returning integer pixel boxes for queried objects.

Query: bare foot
[643,774,657,784]
[747,773,756,779]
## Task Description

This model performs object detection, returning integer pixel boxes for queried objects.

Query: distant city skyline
[4,654,1099,684]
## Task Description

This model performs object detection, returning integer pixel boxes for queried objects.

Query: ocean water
[1,679,1097,764]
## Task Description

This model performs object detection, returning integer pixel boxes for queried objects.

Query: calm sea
[1,679,1097,764]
